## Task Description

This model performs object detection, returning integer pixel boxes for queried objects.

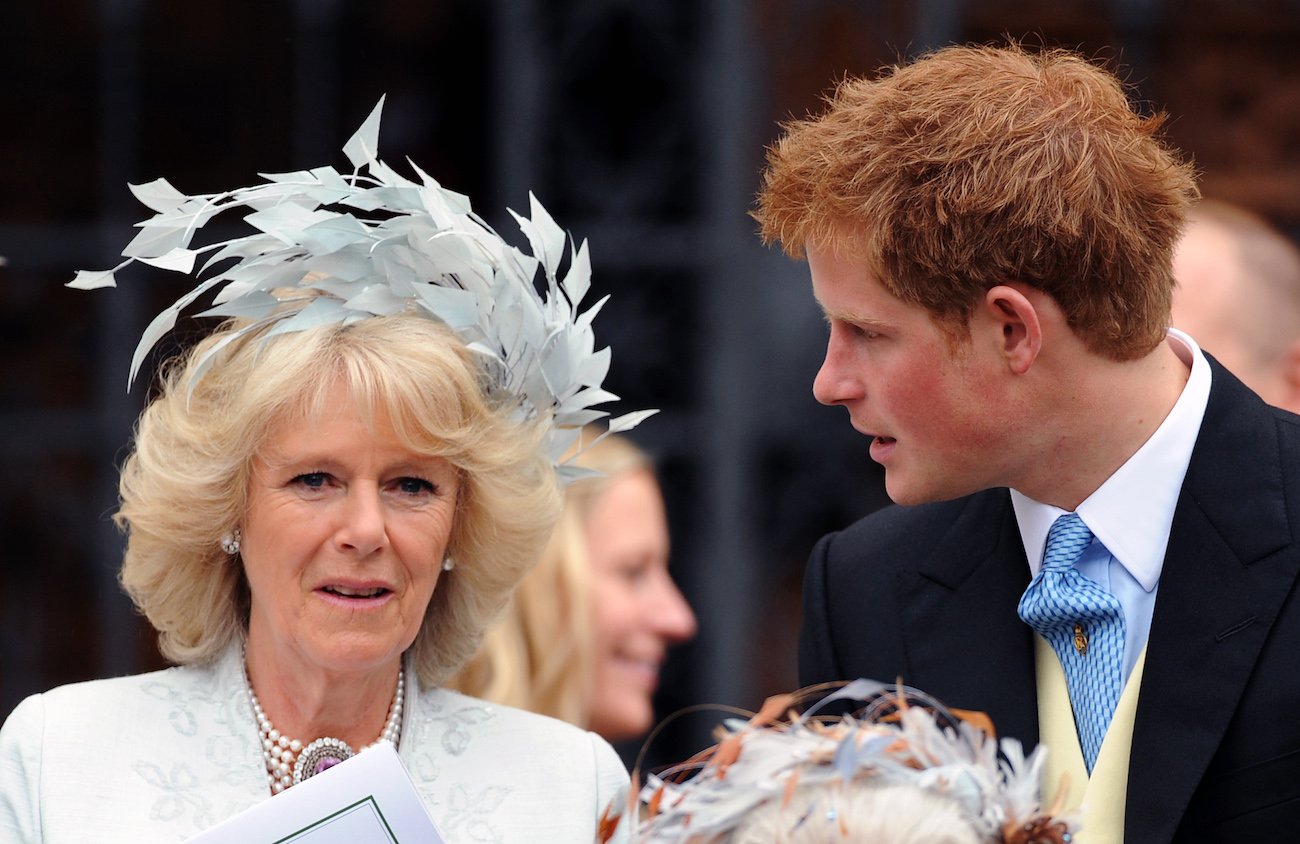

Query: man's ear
[983,285,1042,375]
[1278,338,1300,415]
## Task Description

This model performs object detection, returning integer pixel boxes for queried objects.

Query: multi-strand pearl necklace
[245,666,405,794]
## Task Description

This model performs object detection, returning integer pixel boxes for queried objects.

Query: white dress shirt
[1011,329,1211,679]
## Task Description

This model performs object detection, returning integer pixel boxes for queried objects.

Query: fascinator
[69,96,652,480]
[624,679,1076,843]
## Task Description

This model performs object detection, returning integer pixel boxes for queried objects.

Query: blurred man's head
[1172,200,1300,413]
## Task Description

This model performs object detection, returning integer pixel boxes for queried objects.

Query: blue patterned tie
[1017,513,1126,772]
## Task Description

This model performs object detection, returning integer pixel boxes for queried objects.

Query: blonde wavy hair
[754,42,1200,361]
[116,311,562,688]
[447,430,652,726]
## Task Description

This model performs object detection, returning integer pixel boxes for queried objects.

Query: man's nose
[812,329,863,407]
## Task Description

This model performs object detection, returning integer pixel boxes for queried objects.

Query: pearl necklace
[245,665,405,794]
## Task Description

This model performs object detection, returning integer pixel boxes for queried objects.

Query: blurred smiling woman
[451,432,697,742]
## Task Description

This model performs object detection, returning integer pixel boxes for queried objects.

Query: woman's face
[241,381,459,680]
[585,469,697,740]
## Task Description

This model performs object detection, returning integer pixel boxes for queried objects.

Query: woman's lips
[315,584,394,609]
[612,654,662,691]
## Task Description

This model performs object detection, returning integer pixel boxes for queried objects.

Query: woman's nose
[652,575,697,644]
[334,485,388,556]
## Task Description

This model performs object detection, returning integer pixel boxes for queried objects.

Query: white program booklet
[186,743,446,843]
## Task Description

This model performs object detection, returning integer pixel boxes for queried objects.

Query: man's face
[1171,221,1264,388]
[808,243,1012,505]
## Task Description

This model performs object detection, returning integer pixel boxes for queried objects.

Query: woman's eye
[292,472,330,489]
[621,563,650,584]
[395,477,436,496]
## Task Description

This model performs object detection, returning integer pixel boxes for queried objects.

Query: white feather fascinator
[69,96,654,480]
[620,679,1077,844]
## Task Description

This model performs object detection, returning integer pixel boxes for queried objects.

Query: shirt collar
[1012,328,1211,591]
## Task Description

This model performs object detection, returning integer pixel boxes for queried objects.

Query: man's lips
[869,435,897,462]
[854,422,895,446]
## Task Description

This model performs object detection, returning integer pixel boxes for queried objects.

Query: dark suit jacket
[799,359,1300,843]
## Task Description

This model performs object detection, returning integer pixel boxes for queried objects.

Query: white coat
[0,646,630,843]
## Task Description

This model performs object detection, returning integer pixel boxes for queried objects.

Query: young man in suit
[755,44,1300,843]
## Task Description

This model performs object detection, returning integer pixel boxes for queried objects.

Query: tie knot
[1042,513,1093,573]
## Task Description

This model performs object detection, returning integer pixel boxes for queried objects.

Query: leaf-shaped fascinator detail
[631,680,1077,843]
[68,96,655,477]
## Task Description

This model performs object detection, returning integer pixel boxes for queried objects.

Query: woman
[450,433,696,742]
[0,99,643,842]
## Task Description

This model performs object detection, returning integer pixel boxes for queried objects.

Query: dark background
[4,0,1300,768]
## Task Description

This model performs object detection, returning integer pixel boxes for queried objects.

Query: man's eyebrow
[817,303,889,330]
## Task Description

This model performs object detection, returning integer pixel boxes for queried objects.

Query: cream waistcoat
[1035,637,1147,844]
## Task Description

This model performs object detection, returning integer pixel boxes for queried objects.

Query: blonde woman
[451,431,697,741]
[0,101,644,843]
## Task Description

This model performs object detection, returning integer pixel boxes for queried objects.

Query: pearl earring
[220,528,242,556]
[442,556,455,572]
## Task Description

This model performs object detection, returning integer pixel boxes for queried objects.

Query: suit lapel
[1126,363,1300,843]
[898,490,1041,746]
